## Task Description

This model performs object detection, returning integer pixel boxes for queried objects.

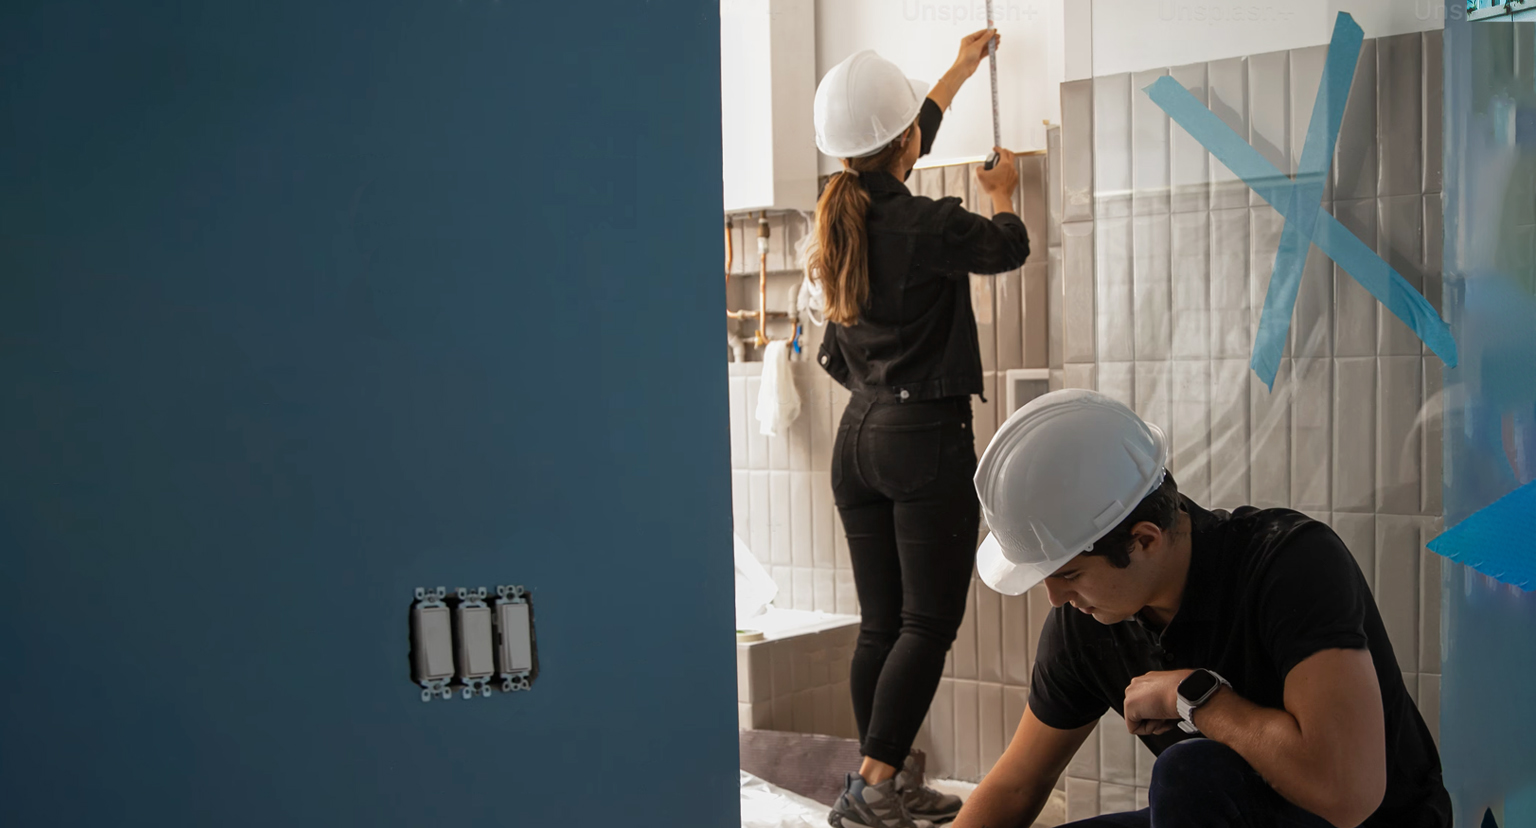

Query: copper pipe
[725,215,734,285]
[721,211,794,350]
[726,310,788,320]
[756,211,769,347]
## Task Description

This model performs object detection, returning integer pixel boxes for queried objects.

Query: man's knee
[1153,739,1246,780]
[1149,739,1252,818]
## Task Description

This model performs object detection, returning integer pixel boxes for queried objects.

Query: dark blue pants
[1061,740,1336,828]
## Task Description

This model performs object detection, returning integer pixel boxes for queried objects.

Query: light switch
[498,604,531,671]
[410,587,455,701]
[454,588,495,699]
[495,584,534,692]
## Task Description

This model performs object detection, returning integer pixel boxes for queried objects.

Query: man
[955,389,1450,828]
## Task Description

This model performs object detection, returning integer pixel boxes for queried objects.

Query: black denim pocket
[864,421,947,496]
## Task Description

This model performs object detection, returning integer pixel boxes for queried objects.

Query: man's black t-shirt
[1028,497,1451,827]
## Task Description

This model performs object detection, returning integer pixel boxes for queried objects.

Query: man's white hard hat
[974,389,1169,596]
[813,50,931,159]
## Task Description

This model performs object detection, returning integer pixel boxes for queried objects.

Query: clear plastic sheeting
[735,534,779,629]
[1441,14,1536,827]
[739,771,831,828]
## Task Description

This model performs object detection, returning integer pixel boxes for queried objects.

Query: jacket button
[819,354,828,365]
[899,389,910,400]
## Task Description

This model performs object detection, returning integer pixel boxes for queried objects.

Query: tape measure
[983,0,1001,170]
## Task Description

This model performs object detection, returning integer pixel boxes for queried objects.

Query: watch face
[1179,670,1219,701]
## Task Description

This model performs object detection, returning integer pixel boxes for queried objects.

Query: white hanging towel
[755,339,801,437]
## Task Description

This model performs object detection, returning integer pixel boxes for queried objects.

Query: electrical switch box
[495,584,534,692]
[409,583,535,701]
[410,587,455,702]
[454,587,496,699]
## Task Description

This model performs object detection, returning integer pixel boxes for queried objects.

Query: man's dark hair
[1080,470,1183,569]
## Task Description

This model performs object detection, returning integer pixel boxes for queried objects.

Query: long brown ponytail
[804,123,915,326]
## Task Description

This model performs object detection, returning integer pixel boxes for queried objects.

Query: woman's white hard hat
[813,50,931,159]
[973,389,1169,596]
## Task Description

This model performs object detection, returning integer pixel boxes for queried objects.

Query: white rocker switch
[454,588,496,698]
[495,584,534,692]
[410,587,455,701]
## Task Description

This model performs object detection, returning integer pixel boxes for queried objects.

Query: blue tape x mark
[1143,12,1458,389]
[1427,479,1536,591]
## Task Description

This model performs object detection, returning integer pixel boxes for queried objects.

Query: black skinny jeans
[832,393,979,768]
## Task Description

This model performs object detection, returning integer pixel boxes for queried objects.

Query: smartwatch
[1175,669,1231,734]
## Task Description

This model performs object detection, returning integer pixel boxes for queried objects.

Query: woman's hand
[974,148,1018,196]
[952,28,999,81]
[929,28,999,111]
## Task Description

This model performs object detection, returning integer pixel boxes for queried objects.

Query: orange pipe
[756,211,769,347]
[727,310,787,320]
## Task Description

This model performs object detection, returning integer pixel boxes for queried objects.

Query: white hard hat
[813,50,931,159]
[973,389,1169,596]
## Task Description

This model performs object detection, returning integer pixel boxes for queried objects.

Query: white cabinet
[720,0,817,213]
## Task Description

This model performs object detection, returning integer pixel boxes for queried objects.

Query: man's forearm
[952,774,1053,828]
[1190,690,1371,826]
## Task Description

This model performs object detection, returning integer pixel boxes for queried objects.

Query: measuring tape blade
[985,1,1001,169]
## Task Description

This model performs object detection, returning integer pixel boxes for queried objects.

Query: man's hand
[951,705,1093,828]
[1123,669,1196,736]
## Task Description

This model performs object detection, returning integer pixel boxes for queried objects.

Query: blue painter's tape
[1311,216,1460,364]
[1426,479,1536,590]
[1144,51,1459,374]
[1145,76,1291,202]
[1251,13,1362,389]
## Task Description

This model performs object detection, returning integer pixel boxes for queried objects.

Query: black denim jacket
[817,98,1031,403]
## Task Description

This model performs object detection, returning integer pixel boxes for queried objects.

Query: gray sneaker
[828,773,935,828]
[895,757,962,824]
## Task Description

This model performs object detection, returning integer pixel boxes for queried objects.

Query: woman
[805,30,1029,828]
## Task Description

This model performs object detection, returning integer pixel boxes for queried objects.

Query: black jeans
[832,393,979,768]
[1060,740,1335,828]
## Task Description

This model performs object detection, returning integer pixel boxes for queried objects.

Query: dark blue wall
[0,2,738,824]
